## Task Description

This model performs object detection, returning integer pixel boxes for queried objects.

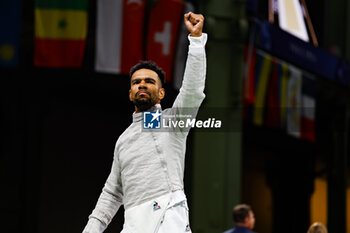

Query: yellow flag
[253,54,272,126]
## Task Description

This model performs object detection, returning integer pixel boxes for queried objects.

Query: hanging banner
[245,49,317,142]
[95,0,146,74]
[34,0,88,67]
[253,53,272,126]
[146,0,185,83]
[286,65,302,138]
[300,73,316,142]
[257,21,349,86]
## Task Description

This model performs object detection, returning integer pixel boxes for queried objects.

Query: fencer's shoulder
[162,107,172,115]
[116,123,135,142]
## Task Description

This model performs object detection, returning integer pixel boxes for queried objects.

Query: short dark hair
[233,204,252,223]
[129,61,166,86]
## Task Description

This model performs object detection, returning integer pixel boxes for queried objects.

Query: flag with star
[0,0,22,67]
[95,0,146,74]
[34,0,88,67]
[146,0,185,83]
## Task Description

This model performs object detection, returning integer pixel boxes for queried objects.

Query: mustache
[135,90,151,97]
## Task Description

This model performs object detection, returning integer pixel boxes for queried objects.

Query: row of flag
[243,48,316,142]
[0,0,193,87]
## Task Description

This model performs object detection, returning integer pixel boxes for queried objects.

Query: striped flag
[95,0,146,74]
[146,0,185,83]
[243,46,257,105]
[300,73,316,142]
[279,62,289,128]
[286,65,302,138]
[253,52,272,126]
[243,49,262,121]
[34,0,88,67]
[0,0,22,67]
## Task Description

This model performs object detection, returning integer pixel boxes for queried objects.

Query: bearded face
[132,89,158,112]
[129,69,165,112]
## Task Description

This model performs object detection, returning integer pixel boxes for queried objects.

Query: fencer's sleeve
[172,33,207,109]
[83,150,123,233]
[170,33,207,135]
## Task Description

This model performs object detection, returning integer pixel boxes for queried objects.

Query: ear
[129,89,133,102]
[158,88,165,101]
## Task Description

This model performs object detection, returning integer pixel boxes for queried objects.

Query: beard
[133,93,158,112]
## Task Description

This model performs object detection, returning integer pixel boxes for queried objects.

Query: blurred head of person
[307,222,328,233]
[232,204,255,230]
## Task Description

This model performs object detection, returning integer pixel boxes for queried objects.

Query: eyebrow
[131,77,157,83]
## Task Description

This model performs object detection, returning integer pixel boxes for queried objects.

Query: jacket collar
[132,104,162,123]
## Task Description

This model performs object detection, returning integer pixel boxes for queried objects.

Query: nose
[138,80,147,89]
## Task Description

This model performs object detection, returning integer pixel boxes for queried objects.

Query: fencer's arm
[83,154,123,233]
[172,12,207,109]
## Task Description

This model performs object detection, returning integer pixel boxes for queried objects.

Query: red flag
[146,0,185,83]
[120,0,146,73]
[244,46,256,105]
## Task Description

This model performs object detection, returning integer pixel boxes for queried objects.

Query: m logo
[143,110,161,129]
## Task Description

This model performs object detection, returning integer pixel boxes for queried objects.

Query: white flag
[286,65,302,138]
[95,0,145,74]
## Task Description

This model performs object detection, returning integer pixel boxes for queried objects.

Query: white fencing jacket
[83,33,207,233]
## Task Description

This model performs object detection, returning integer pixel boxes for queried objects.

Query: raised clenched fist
[184,12,204,37]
